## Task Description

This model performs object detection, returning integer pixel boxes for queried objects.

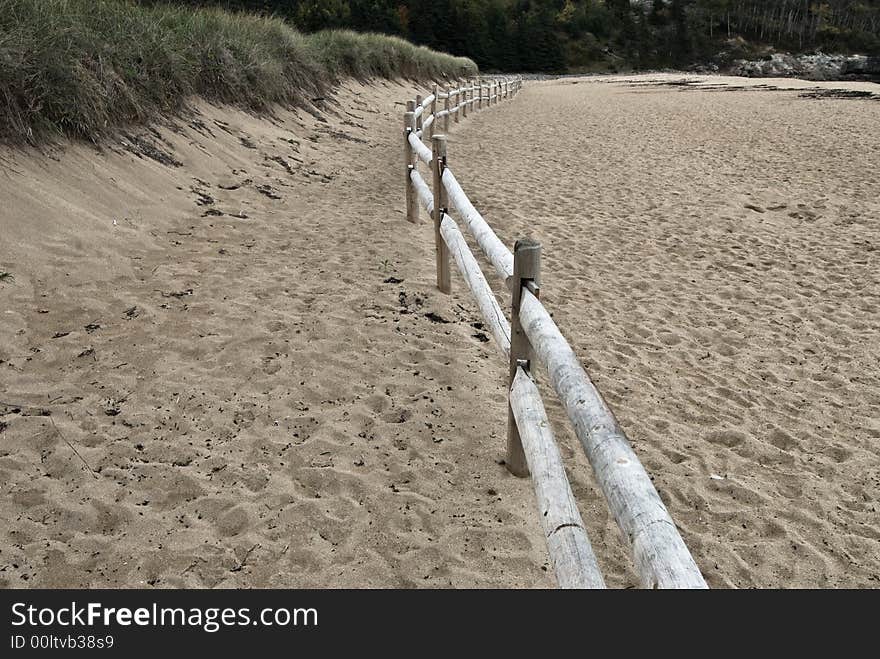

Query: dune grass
[0,0,477,143]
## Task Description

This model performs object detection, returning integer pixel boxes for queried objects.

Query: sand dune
[0,81,554,588]
[1,74,878,588]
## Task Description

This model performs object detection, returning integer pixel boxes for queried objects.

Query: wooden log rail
[408,130,433,166]
[400,75,706,589]
[440,215,511,360]
[510,366,606,589]
[412,168,511,360]
[517,288,706,588]
[442,168,513,282]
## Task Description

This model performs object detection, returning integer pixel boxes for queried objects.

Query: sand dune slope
[0,81,555,588]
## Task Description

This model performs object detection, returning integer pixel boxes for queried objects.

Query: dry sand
[0,81,554,588]
[450,74,880,588]
[1,74,878,588]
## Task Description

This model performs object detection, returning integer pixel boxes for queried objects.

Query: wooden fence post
[431,135,451,294]
[443,87,450,133]
[462,80,468,119]
[454,82,461,124]
[430,84,438,139]
[507,239,541,476]
[415,94,423,134]
[404,103,418,224]
[476,77,482,111]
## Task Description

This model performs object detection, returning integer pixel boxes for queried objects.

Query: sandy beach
[1,74,878,588]
[451,74,880,587]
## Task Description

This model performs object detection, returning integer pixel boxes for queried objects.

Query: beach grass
[0,0,477,143]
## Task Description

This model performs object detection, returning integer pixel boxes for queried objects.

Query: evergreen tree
[134,1,880,71]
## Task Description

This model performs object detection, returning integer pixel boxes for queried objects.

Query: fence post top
[513,240,541,292]
[406,100,415,111]
[514,238,541,253]
[431,135,447,160]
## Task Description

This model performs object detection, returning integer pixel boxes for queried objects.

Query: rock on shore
[730,53,880,80]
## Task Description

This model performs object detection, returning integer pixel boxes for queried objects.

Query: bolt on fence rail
[401,76,706,589]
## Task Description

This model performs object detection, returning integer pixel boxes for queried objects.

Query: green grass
[0,0,477,143]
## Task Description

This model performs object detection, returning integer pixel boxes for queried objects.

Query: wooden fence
[402,76,707,589]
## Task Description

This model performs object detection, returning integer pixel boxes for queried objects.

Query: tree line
[139,1,880,72]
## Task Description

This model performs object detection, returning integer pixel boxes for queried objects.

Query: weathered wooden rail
[402,76,707,589]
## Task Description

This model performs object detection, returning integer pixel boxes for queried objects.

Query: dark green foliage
[1,0,877,145]
[139,1,878,72]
